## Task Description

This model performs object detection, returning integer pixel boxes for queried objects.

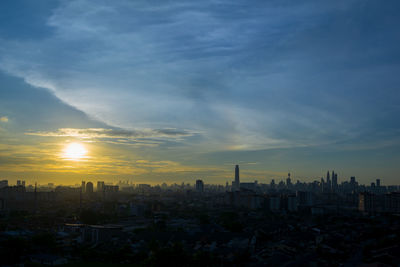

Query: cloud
[1,0,399,152]
[25,127,197,146]
[25,127,195,138]
[0,116,8,122]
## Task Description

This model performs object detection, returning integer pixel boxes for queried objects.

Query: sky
[0,0,400,185]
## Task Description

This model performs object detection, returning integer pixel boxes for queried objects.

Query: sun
[63,142,87,160]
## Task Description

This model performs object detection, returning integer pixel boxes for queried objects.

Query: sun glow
[63,142,87,160]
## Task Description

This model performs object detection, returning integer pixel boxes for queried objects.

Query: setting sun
[63,142,87,160]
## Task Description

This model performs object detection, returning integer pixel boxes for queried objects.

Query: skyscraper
[286,173,292,188]
[86,182,93,194]
[97,181,105,192]
[326,171,331,192]
[195,179,204,193]
[332,172,338,192]
[350,176,357,192]
[235,165,240,191]
[81,181,86,193]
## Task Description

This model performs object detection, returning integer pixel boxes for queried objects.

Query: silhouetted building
[97,181,105,192]
[326,171,331,192]
[0,180,8,188]
[384,192,400,213]
[240,182,257,192]
[350,176,358,192]
[234,164,240,191]
[359,192,382,213]
[270,179,275,190]
[86,182,93,194]
[332,172,338,192]
[195,179,204,193]
[286,173,292,188]
[81,181,86,193]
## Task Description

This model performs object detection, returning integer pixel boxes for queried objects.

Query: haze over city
[1,0,400,185]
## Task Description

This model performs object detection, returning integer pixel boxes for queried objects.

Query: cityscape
[1,0,400,266]
[0,165,399,266]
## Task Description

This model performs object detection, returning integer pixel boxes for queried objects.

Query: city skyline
[1,1,400,184]
[1,166,396,188]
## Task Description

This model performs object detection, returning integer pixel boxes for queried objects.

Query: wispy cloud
[25,127,194,138]
[25,127,197,146]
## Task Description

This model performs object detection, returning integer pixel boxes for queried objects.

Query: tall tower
[286,173,292,187]
[326,171,331,192]
[332,171,338,192]
[235,165,240,191]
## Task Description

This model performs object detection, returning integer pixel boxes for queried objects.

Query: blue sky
[0,0,399,185]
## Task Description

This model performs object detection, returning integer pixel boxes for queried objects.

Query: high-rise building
[86,182,94,194]
[332,172,338,192]
[286,173,292,187]
[234,165,240,191]
[376,179,381,187]
[195,179,204,193]
[350,176,357,192]
[0,180,8,188]
[326,171,331,192]
[320,177,325,192]
[81,181,86,193]
[97,181,105,192]
[270,179,276,191]
[384,192,400,213]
